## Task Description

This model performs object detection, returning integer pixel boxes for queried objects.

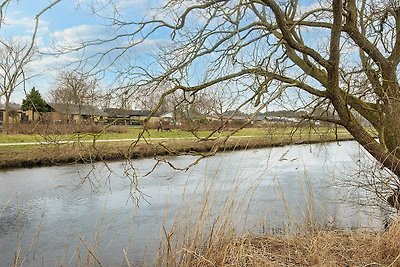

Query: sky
[0,0,162,104]
[0,0,325,112]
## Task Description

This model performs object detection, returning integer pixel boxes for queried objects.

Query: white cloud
[3,16,33,29]
[3,13,50,34]
[116,0,148,9]
[52,24,105,47]
[3,0,168,103]
[31,53,81,69]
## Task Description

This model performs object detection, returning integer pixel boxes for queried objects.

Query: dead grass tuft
[162,221,400,267]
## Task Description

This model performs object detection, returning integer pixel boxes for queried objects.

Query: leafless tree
[4,0,400,201]
[0,40,34,128]
[66,0,400,182]
[206,88,244,123]
[0,0,62,129]
[49,70,100,107]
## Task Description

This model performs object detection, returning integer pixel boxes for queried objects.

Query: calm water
[0,141,382,266]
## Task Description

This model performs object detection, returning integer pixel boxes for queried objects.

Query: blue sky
[0,0,324,112]
[0,0,162,104]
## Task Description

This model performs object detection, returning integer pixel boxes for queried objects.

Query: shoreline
[0,135,353,169]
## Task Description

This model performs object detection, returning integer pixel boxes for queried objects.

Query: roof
[254,114,266,121]
[220,110,252,120]
[0,103,21,111]
[265,110,306,118]
[104,108,155,117]
[48,103,107,116]
[159,112,174,118]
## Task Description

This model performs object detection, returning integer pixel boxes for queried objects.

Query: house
[204,114,221,122]
[265,110,304,124]
[253,113,268,123]
[0,103,24,125]
[104,108,159,125]
[220,110,253,123]
[45,103,108,124]
[23,109,41,123]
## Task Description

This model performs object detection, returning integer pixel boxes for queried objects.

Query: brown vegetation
[0,134,353,169]
[162,224,400,266]
[3,123,128,135]
[152,153,400,267]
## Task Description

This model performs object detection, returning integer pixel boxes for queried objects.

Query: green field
[0,126,355,169]
[0,126,351,144]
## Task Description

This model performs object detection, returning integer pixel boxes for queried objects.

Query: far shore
[0,130,353,169]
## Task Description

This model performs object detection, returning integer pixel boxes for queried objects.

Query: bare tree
[64,0,400,182]
[206,88,244,123]
[0,0,62,129]
[50,70,100,107]
[0,39,34,128]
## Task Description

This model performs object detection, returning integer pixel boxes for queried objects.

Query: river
[0,141,384,266]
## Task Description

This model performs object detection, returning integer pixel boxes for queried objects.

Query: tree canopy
[21,87,48,112]
[49,71,99,107]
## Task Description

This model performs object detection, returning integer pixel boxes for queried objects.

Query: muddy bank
[0,135,353,169]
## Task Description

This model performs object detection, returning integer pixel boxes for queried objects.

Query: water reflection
[0,141,382,266]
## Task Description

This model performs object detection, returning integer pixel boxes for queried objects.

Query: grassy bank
[0,126,351,143]
[0,127,353,169]
[4,126,392,267]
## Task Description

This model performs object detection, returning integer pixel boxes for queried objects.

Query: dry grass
[0,133,353,169]
[156,203,400,267]
[4,123,129,135]
[186,226,400,267]
[152,153,400,267]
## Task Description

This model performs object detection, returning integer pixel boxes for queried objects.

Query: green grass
[0,126,351,144]
[0,133,45,143]
[0,126,355,168]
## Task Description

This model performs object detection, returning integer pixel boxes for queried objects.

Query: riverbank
[0,131,353,169]
[1,137,390,266]
[162,224,400,266]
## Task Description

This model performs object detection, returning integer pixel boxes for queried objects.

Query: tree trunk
[3,97,10,130]
[321,77,400,179]
[382,101,400,158]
